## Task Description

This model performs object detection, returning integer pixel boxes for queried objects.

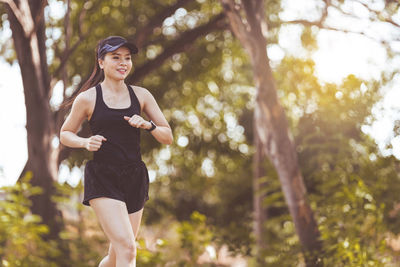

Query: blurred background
[1,0,400,266]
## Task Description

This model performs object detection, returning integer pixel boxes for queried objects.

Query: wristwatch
[147,120,157,132]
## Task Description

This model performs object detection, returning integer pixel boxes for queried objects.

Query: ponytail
[59,40,105,110]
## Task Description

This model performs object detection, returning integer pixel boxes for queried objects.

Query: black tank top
[89,83,142,164]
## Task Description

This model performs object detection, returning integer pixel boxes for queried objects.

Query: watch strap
[147,120,157,132]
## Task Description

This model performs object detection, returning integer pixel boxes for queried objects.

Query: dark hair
[60,40,105,109]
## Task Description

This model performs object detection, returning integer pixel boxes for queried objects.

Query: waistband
[91,158,144,167]
[93,153,143,166]
[89,158,146,177]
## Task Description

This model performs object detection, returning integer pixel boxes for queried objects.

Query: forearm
[60,131,87,148]
[149,126,173,145]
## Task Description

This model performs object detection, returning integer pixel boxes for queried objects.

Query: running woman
[60,36,173,267]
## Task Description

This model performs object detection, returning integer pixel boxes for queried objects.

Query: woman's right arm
[60,92,106,151]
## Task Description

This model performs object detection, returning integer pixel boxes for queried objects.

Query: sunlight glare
[312,30,386,83]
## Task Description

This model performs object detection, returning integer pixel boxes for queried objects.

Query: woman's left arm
[141,88,173,145]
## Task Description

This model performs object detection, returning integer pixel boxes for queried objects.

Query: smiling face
[98,46,132,81]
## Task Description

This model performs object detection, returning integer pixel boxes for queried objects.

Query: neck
[101,77,126,92]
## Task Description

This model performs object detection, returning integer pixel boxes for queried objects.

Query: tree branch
[279,0,330,28]
[55,11,227,164]
[62,0,72,101]
[354,0,400,28]
[220,0,252,51]
[242,0,268,39]
[30,0,47,39]
[50,3,100,90]
[242,0,256,28]
[3,0,47,38]
[282,18,393,52]
[128,13,227,84]
[133,0,195,48]
[0,0,25,29]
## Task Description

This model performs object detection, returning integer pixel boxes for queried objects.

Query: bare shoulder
[130,85,152,98]
[73,87,96,119]
[77,87,96,103]
[130,85,155,110]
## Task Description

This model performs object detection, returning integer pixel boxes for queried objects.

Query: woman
[60,36,173,267]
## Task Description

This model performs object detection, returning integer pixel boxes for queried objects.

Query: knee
[114,239,137,260]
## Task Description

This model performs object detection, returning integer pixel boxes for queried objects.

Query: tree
[3,0,400,265]
[2,1,69,263]
[0,0,227,263]
[220,0,323,264]
[236,0,400,263]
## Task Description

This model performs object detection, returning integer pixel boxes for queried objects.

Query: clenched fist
[85,135,107,151]
[124,115,151,129]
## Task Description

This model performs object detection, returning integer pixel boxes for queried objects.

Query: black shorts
[82,159,150,214]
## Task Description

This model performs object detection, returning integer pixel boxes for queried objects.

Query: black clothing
[89,83,142,164]
[82,83,150,213]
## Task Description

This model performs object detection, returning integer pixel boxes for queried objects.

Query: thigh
[105,208,144,259]
[89,197,136,243]
[128,207,144,239]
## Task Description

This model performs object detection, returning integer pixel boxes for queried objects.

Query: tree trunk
[253,133,268,263]
[221,0,322,265]
[253,43,322,264]
[6,1,69,264]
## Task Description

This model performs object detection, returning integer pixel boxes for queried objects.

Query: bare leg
[98,208,144,267]
[129,208,144,239]
[128,208,144,266]
[89,197,137,267]
[98,243,116,267]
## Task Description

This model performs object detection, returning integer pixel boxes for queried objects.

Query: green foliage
[177,211,214,264]
[3,0,400,265]
[136,237,165,267]
[0,172,61,267]
[0,175,106,267]
[50,0,256,263]
[300,26,318,51]
[137,13,255,258]
[254,56,400,266]
[51,179,104,267]
[136,211,216,266]
[252,162,304,266]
